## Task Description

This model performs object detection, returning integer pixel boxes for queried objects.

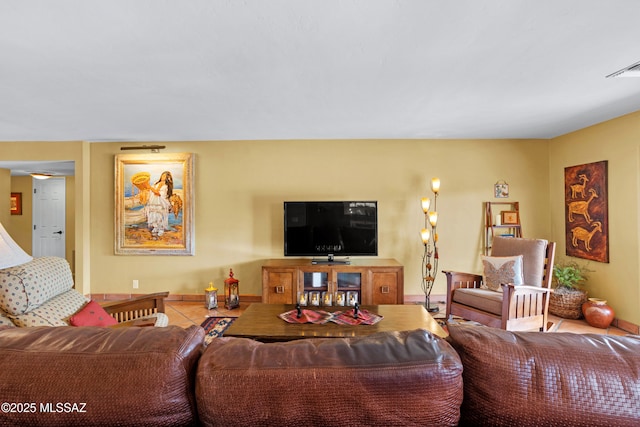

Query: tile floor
[165,300,630,335]
[164,301,250,329]
[546,313,629,336]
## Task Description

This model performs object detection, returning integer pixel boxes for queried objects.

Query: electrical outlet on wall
[133,279,139,289]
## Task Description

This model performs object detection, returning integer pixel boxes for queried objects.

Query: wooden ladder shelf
[484,201,522,255]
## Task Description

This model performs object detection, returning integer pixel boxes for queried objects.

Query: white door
[32,177,66,258]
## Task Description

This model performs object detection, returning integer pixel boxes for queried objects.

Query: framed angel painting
[115,153,194,255]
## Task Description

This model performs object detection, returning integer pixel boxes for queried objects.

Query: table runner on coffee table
[278,309,333,324]
[279,308,383,325]
[330,308,383,325]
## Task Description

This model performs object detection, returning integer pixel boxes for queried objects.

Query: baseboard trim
[611,317,640,335]
[90,293,263,303]
[404,294,446,305]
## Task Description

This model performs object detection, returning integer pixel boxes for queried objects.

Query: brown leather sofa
[196,329,463,426]
[0,326,462,427]
[0,325,205,427]
[1,324,639,426]
[446,324,640,427]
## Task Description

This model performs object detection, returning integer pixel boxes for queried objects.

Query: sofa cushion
[481,255,523,292]
[447,324,640,427]
[196,329,463,427]
[0,325,204,427]
[69,300,118,327]
[0,256,74,315]
[491,237,547,287]
[151,312,169,327]
[9,289,88,327]
[452,287,503,316]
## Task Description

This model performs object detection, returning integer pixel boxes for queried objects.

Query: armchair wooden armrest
[501,284,553,294]
[501,284,552,331]
[101,291,169,323]
[443,271,483,289]
[443,271,483,319]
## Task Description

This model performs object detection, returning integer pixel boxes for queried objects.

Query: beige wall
[0,168,10,226]
[88,139,550,299]
[549,110,640,325]
[6,176,32,252]
[3,112,639,326]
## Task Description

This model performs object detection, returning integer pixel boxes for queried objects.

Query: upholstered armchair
[0,256,169,327]
[444,237,556,331]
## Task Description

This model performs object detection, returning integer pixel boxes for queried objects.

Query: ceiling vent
[606,60,640,78]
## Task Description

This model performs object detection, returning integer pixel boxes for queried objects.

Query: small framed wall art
[10,193,22,215]
[501,211,519,225]
[494,180,509,198]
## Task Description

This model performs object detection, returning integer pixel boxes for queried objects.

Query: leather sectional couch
[1,324,638,426]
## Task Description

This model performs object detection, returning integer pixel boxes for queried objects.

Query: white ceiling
[1,0,640,145]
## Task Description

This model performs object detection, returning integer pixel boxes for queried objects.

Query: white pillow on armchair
[481,255,524,292]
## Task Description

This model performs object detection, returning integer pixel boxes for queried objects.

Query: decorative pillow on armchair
[481,255,524,292]
[69,300,118,327]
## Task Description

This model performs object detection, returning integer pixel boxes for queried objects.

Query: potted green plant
[549,261,592,319]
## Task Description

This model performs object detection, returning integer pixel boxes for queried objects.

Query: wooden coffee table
[224,303,447,342]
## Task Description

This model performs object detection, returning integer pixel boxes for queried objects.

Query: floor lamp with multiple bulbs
[420,177,440,313]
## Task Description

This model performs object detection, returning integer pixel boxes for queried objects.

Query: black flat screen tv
[284,201,378,259]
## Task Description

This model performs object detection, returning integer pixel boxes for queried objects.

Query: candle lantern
[224,268,240,309]
[205,282,218,309]
[335,291,346,306]
[322,291,332,306]
[298,291,308,306]
[309,291,320,307]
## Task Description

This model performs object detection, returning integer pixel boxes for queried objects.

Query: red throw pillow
[70,300,118,327]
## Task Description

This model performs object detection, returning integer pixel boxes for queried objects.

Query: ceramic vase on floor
[582,298,615,329]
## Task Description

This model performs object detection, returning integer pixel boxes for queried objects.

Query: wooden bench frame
[101,291,169,323]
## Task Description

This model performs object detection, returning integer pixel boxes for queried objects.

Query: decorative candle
[323,292,332,306]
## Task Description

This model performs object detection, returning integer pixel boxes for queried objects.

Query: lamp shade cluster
[420,177,440,312]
